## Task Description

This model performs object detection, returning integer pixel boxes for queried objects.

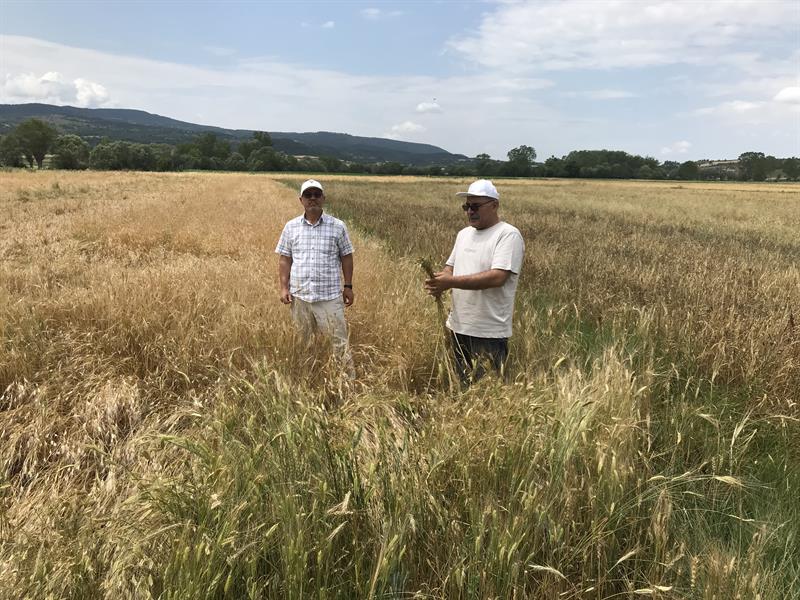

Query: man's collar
[302,211,325,225]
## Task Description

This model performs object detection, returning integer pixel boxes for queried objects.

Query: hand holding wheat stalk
[419,257,445,318]
[419,257,457,389]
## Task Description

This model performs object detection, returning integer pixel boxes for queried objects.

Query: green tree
[284,154,300,171]
[446,163,474,177]
[782,157,800,180]
[194,133,231,169]
[247,147,287,172]
[296,156,326,172]
[238,131,272,160]
[150,144,176,171]
[225,152,246,171]
[426,165,444,176]
[737,151,766,181]
[475,153,497,177]
[15,118,59,169]
[89,142,116,170]
[89,141,135,170]
[563,159,580,178]
[0,134,25,167]
[129,144,157,170]
[676,160,699,180]
[253,131,272,146]
[637,164,656,179]
[751,161,768,181]
[373,161,404,175]
[543,155,565,177]
[320,156,343,173]
[661,161,680,178]
[504,145,536,177]
[610,163,633,179]
[346,162,367,174]
[174,140,198,170]
[52,135,90,169]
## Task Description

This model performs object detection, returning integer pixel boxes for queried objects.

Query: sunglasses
[462,201,494,212]
[302,190,323,199]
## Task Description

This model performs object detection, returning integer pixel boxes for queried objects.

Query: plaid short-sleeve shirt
[275,213,354,302]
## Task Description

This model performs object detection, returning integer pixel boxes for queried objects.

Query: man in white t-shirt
[424,179,525,384]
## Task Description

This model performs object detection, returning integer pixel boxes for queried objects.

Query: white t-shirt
[445,221,525,338]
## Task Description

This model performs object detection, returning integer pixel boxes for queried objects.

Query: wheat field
[1,170,798,599]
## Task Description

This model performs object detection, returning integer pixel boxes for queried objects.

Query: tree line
[1,118,796,181]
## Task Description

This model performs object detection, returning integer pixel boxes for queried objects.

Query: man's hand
[424,271,454,297]
[343,287,354,307]
[425,268,510,296]
[278,255,293,305]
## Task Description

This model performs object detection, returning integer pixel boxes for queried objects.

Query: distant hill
[0,103,468,166]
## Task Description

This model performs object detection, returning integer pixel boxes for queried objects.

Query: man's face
[300,187,325,212]
[461,196,498,229]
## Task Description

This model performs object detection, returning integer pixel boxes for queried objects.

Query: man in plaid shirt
[275,179,355,378]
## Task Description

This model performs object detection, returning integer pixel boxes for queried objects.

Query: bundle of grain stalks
[419,256,457,390]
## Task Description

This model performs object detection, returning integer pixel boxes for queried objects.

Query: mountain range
[0,103,468,166]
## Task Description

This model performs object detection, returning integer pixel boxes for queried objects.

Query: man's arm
[278,254,293,304]
[341,253,354,307]
[425,266,510,296]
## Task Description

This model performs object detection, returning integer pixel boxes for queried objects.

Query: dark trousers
[451,332,509,385]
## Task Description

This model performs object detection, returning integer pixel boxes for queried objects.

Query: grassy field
[1,170,798,599]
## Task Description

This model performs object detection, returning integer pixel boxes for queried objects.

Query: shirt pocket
[324,235,340,258]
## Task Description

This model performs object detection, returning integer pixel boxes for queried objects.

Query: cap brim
[455,192,497,199]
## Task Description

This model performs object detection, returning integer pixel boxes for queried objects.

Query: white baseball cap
[455,179,499,200]
[300,179,324,195]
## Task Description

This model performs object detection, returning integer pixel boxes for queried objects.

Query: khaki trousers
[291,297,354,378]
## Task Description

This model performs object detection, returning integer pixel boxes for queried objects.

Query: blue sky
[2,0,799,160]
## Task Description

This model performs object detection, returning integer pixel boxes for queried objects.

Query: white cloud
[698,74,800,100]
[75,78,110,106]
[565,89,637,100]
[447,0,800,72]
[384,120,427,140]
[389,121,425,134]
[686,90,798,142]
[416,101,441,113]
[3,70,110,107]
[4,71,68,99]
[322,21,335,29]
[661,141,692,155]
[694,100,766,116]
[774,86,800,104]
[687,97,796,135]
[361,8,403,20]
[496,78,554,92]
[726,100,764,113]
